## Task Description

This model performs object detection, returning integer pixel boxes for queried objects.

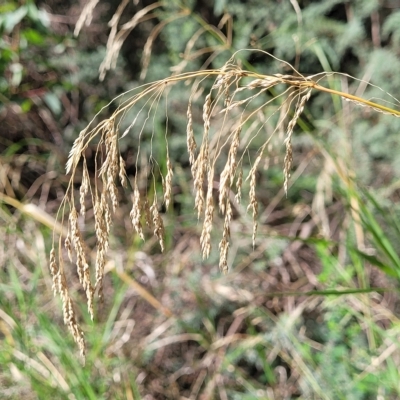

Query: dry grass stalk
[51,50,400,355]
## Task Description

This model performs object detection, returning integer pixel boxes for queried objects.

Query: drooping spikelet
[79,163,89,217]
[247,155,261,249]
[194,93,212,219]
[94,191,111,301]
[150,197,165,252]
[235,166,243,204]
[283,89,311,195]
[186,97,197,171]
[164,156,173,210]
[49,248,85,357]
[219,200,233,274]
[119,155,127,188]
[219,124,241,214]
[200,166,215,259]
[130,182,145,240]
[69,208,94,321]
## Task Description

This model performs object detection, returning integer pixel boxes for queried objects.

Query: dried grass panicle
[49,248,60,297]
[247,159,260,248]
[143,198,152,228]
[193,93,212,219]
[235,167,243,204]
[130,182,145,240]
[52,49,400,355]
[119,156,127,188]
[49,248,85,357]
[108,179,119,213]
[64,233,73,263]
[100,124,120,212]
[163,157,173,210]
[193,147,207,219]
[79,164,89,217]
[64,295,86,358]
[94,192,111,301]
[66,131,85,175]
[69,208,94,321]
[283,89,312,195]
[150,197,165,252]
[219,200,233,274]
[219,124,241,214]
[186,97,197,171]
[200,166,215,259]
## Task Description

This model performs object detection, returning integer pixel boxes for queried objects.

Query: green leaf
[21,99,33,113]
[0,2,17,13]
[22,28,44,45]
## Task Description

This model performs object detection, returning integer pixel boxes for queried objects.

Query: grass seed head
[164,157,173,210]
[219,200,233,274]
[200,166,215,259]
[283,89,311,195]
[150,197,165,252]
[219,124,241,214]
[69,208,94,320]
[130,183,145,240]
[186,98,197,169]
[94,192,110,301]
[119,156,127,188]
[235,167,243,204]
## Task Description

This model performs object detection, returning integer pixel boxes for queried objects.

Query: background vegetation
[1,0,400,398]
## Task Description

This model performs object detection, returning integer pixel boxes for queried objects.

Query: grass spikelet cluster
[50,50,400,355]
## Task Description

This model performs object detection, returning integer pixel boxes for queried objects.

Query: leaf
[22,28,44,45]
[44,92,62,116]
[9,63,23,87]
[3,6,27,33]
